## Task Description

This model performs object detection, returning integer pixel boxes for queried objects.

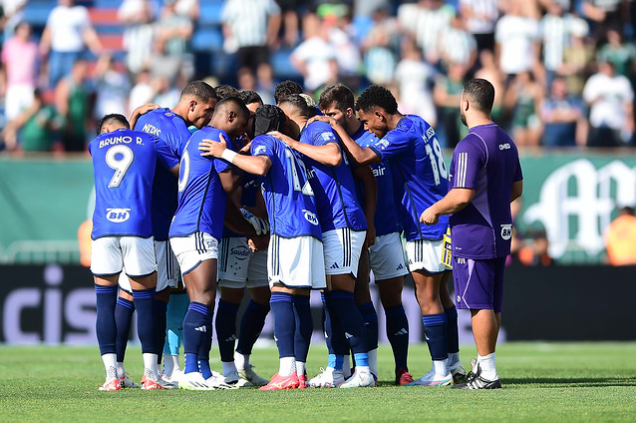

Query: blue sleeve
[369,130,409,160]
[153,135,179,170]
[251,136,275,159]
[310,122,338,146]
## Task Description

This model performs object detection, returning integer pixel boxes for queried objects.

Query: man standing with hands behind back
[420,79,523,389]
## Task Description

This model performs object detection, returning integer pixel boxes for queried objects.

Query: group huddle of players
[89,80,468,391]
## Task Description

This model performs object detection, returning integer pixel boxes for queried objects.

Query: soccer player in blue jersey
[169,97,250,390]
[213,90,271,387]
[200,105,326,390]
[274,94,374,388]
[315,84,413,385]
[89,114,178,391]
[336,85,465,386]
[420,79,523,389]
[116,81,218,385]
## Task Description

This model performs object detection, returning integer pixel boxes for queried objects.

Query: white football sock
[447,352,460,368]
[222,361,237,375]
[102,354,118,380]
[368,348,378,376]
[296,361,306,377]
[478,353,498,380]
[142,353,159,380]
[234,352,250,370]
[278,357,296,377]
[432,358,449,376]
[116,361,126,379]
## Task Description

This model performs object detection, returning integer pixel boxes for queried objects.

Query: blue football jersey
[368,115,449,241]
[135,108,192,240]
[352,125,402,237]
[251,134,322,240]
[89,129,163,239]
[299,121,367,233]
[169,127,233,240]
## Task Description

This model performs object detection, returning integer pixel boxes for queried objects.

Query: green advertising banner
[0,152,633,264]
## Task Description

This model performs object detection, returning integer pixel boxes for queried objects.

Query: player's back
[352,125,401,237]
[170,126,232,240]
[135,108,192,241]
[89,128,157,239]
[251,134,322,240]
[300,121,366,233]
[385,115,449,241]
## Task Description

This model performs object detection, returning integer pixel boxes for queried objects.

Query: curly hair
[238,90,263,107]
[355,85,398,114]
[274,80,304,104]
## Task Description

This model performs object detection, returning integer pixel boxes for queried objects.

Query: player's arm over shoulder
[150,134,180,177]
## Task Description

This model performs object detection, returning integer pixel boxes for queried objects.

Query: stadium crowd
[0,0,636,151]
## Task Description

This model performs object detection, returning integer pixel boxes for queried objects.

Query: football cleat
[452,359,501,389]
[406,370,453,387]
[450,364,467,384]
[99,377,121,391]
[298,373,307,389]
[141,377,166,390]
[259,373,300,390]
[119,374,140,389]
[205,373,238,390]
[308,367,345,388]
[339,369,375,388]
[224,370,253,387]
[396,367,414,386]
[238,365,269,386]
[162,369,184,383]
[179,372,215,391]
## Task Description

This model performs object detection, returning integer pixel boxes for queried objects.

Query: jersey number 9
[106,145,134,188]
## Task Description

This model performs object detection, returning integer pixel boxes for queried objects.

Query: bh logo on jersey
[302,209,319,226]
[501,224,512,241]
[106,208,131,223]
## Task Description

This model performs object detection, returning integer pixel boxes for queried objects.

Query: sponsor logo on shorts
[302,209,319,226]
[106,208,131,223]
[501,224,513,241]
[231,245,250,260]
[194,325,207,332]
[396,263,404,271]
[330,262,340,269]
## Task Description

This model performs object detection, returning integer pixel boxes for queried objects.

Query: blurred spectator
[540,76,588,147]
[152,75,182,109]
[437,13,477,72]
[118,0,157,76]
[128,69,155,112]
[516,228,552,266]
[395,37,437,127]
[604,206,636,266]
[540,1,588,88]
[504,71,543,148]
[222,0,281,76]
[154,0,194,81]
[583,61,634,147]
[434,62,468,147]
[55,59,91,152]
[1,0,26,39]
[290,14,338,92]
[400,0,455,67]
[174,0,200,21]
[581,0,628,42]
[93,55,130,120]
[324,9,361,88]
[596,29,636,78]
[39,0,102,88]
[474,49,505,123]
[458,0,499,53]
[353,0,390,17]
[1,21,38,125]
[559,27,595,95]
[495,0,541,81]
[237,67,274,105]
[278,0,300,46]
[1,89,62,153]
[361,6,399,85]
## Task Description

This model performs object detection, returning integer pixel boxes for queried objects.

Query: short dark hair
[254,105,287,136]
[278,94,317,119]
[180,80,217,102]
[214,84,240,100]
[355,85,398,114]
[319,84,355,112]
[463,79,495,113]
[239,90,264,106]
[274,80,304,104]
[215,96,250,118]
[97,114,129,135]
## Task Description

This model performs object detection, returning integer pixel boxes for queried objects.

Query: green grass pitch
[1,342,635,421]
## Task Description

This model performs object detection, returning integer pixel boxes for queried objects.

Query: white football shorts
[369,232,409,281]
[268,234,326,289]
[170,232,219,275]
[323,228,366,277]
[218,236,268,289]
[405,238,447,274]
[91,236,157,278]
